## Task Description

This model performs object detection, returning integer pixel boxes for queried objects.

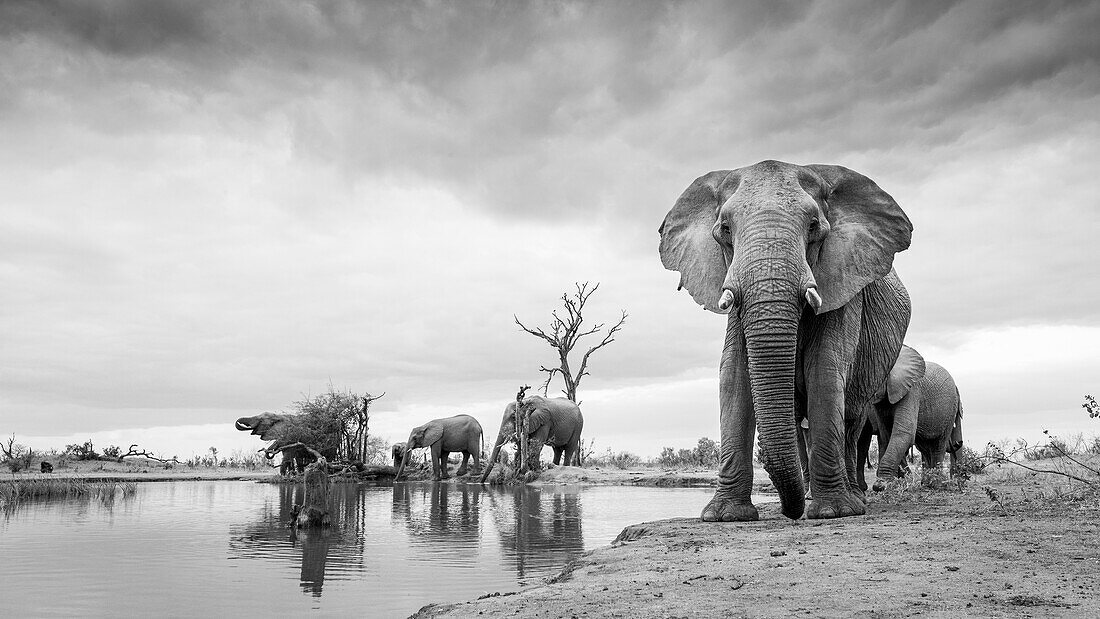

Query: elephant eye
[809,218,820,231]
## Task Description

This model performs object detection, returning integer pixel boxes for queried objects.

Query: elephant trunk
[394,441,413,480]
[743,298,805,519]
[235,418,254,432]
[478,433,509,484]
[731,223,807,519]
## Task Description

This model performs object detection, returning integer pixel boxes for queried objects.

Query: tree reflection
[228,482,366,597]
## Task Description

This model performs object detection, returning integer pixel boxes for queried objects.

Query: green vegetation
[1,478,137,513]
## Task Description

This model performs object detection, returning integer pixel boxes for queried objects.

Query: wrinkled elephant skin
[659,160,913,520]
[395,414,483,482]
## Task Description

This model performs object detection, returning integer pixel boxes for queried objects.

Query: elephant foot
[851,486,867,505]
[806,493,866,519]
[701,497,759,522]
[455,467,468,477]
[871,477,896,492]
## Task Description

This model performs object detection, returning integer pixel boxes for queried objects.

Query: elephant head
[659,160,911,518]
[235,412,301,459]
[394,423,443,480]
[391,443,407,469]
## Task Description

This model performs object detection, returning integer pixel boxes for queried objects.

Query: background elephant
[479,395,584,482]
[395,414,483,481]
[858,346,965,491]
[235,412,338,475]
[660,160,913,520]
[391,443,406,469]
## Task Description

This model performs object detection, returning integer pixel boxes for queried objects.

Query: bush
[950,445,986,478]
[588,449,642,469]
[658,437,721,468]
[63,440,100,461]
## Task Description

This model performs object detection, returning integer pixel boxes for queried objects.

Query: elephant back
[916,362,959,439]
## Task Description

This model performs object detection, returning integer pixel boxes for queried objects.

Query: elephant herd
[659,160,965,521]
[241,159,965,524]
[392,395,584,482]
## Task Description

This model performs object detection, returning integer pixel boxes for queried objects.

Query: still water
[1,481,734,617]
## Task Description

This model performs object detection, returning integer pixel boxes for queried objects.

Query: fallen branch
[985,441,1097,487]
[117,445,178,464]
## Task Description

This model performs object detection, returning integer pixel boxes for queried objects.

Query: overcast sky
[2,0,1099,460]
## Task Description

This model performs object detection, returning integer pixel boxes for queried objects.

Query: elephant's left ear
[806,165,913,313]
[886,345,926,404]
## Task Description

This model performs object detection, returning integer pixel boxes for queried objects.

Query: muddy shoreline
[415,468,1100,618]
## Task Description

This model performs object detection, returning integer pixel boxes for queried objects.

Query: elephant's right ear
[659,171,739,313]
[886,345,926,404]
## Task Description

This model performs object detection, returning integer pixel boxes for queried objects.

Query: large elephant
[857,345,965,491]
[394,414,483,481]
[235,412,338,475]
[479,396,584,482]
[659,160,913,520]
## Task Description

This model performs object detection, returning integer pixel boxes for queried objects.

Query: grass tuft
[1,477,137,512]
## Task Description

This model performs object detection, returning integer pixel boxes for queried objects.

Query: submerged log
[296,457,331,528]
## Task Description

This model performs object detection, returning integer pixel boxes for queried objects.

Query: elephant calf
[395,414,483,481]
[859,346,965,491]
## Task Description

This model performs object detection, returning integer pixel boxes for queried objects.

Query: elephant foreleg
[551,446,564,465]
[855,417,874,493]
[804,300,866,519]
[430,444,444,481]
[874,387,920,491]
[439,450,451,480]
[703,313,759,522]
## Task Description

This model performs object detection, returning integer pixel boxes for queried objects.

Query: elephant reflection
[229,483,365,597]
[391,482,482,546]
[390,484,585,583]
[492,487,584,583]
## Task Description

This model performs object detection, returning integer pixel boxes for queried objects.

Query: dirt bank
[417,468,1100,618]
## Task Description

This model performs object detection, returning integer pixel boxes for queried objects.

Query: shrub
[950,445,986,478]
[658,437,721,468]
[588,448,641,469]
[63,440,100,461]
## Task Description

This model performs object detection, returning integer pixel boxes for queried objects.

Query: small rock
[770,550,786,557]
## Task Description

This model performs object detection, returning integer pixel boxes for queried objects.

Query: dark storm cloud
[1,0,1098,441]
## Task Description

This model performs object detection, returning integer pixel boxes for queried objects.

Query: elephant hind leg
[456,453,471,476]
[552,446,564,465]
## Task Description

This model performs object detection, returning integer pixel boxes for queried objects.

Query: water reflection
[2,481,721,617]
[228,483,367,597]
[489,487,584,582]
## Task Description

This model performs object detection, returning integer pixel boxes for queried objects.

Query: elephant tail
[947,386,964,454]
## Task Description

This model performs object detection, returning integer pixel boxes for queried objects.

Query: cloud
[0,1,1097,451]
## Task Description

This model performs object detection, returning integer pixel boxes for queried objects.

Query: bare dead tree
[117,444,179,464]
[514,282,627,401]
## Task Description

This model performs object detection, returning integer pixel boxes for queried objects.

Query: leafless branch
[118,444,179,463]
[515,281,627,402]
[575,309,628,385]
[270,441,326,462]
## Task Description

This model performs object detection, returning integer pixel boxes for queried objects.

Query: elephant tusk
[717,289,737,311]
[804,287,822,312]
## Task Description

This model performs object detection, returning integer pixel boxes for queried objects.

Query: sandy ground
[418,464,1100,618]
